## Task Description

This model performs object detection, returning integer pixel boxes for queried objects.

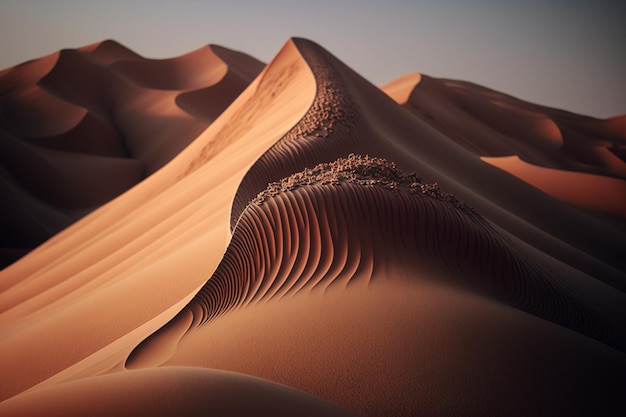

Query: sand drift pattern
[130,154,624,369]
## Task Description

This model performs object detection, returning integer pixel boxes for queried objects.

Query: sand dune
[0,41,263,268]
[1,37,624,416]
[132,155,626,359]
[382,73,626,180]
[0,37,314,402]
[382,73,626,226]
[130,154,626,416]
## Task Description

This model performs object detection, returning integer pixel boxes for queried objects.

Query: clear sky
[1,0,624,118]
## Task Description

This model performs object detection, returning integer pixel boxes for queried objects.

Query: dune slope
[0,39,312,401]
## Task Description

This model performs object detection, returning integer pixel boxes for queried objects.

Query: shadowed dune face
[1,37,625,417]
[136,156,619,342]
[233,38,625,282]
[381,73,626,223]
[0,40,264,268]
[130,155,626,416]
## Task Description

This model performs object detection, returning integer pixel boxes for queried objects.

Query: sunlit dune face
[380,72,421,104]
[482,155,626,221]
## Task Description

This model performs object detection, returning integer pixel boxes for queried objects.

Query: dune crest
[234,38,624,282]
[0,38,315,400]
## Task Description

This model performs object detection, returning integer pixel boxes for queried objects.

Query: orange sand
[0,38,624,416]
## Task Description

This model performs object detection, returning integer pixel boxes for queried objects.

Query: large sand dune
[0,38,624,416]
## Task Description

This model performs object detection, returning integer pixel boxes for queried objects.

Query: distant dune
[0,38,624,416]
[0,40,263,268]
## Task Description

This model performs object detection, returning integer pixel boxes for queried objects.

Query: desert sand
[0,37,624,416]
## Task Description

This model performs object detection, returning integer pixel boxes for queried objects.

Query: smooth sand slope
[1,38,625,416]
[0,39,313,400]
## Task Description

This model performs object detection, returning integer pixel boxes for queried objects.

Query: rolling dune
[0,37,314,402]
[1,37,625,416]
[382,73,626,226]
[0,41,263,268]
[382,73,626,180]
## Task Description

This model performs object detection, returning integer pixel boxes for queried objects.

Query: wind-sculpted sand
[0,38,624,416]
[0,40,263,267]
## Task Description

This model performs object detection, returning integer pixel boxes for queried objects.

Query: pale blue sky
[1,0,624,117]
